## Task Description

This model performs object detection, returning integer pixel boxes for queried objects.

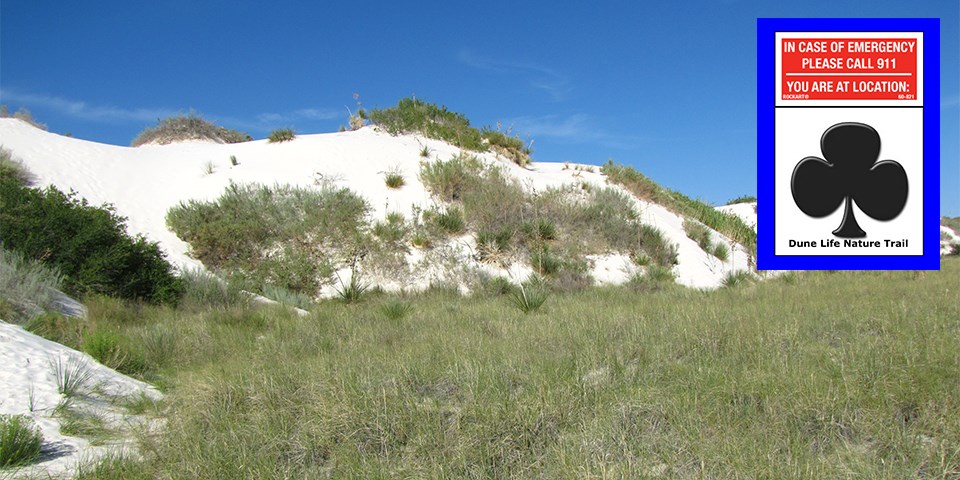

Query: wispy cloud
[0,88,341,132]
[508,114,639,149]
[458,50,571,101]
[0,89,178,122]
[942,94,959,109]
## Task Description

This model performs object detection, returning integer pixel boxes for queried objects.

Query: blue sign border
[757,18,941,270]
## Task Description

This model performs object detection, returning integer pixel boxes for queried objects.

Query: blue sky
[2,1,957,214]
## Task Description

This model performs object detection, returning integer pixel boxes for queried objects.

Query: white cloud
[0,89,177,122]
[458,50,571,101]
[509,114,638,149]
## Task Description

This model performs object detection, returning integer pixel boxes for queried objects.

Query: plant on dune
[0,105,47,131]
[0,179,183,305]
[602,160,756,253]
[0,415,43,468]
[131,113,250,147]
[0,146,37,186]
[348,93,366,131]
[0,245,63,324]
[713,242,729,262]
[726,195,757,205]
[384,167,405,189]
[419,144,431,158]
[721,270,755,288]
[481,126,532,167]
[167,181,368,296]
[267,128,296,143]
[51,355,94,397]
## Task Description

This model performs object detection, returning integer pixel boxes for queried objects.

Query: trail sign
[757,18,940,270]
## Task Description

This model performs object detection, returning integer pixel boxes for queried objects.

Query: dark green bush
[131,114,251,147]
[369,98,485,150]
[0,179,182,305]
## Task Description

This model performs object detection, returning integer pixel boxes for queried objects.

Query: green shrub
[384,168,405,189]
[0,180,182,305]
[167,181,368,296]
[131,114,250,146]
[369,98,485,150]
[229,155,238,166]
[0,415,43,468]
[420,145,431,158]
[261,283,313,310]
[429,207,466,235]
[373,213,408,244]
[267,128,296,143]
[418,154,480,202]
[481,128,531,166]
[335,272,369,304]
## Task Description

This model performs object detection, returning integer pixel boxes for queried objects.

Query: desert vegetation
[0,104,47,131]
[369,97,532,166]
[602,160,756,253]
[131,114,251,147]
[0,166,182,306]
[10,258,957,478]
[267,128,296,143]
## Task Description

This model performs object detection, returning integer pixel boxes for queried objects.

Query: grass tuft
[383,167,405,189]
[0,415,43,468]
[379,300,412,320]
[267,128,296,143]
[508,284,549,313]
[51,355,94,397]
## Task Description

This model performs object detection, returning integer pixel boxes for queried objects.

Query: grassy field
[28,259,959,479]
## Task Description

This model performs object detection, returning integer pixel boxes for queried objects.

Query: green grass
[267,128,296,143]
[0,244,63,323]
[0,145,36,186]
[130,114,250,147]
[0,415,43,468]
[369,98,533,166]
[726,195,757,205]
[603,160,756,253]
[24,258,958,478]
[383,168,406,189]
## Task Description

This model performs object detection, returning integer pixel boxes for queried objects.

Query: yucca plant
[379,300,412,320]
[508,284,548,313]
[335,272,369,304]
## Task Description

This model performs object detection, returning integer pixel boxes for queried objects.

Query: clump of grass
[335,272,369,304]
[379,300,412,320]
[131,113,250,146]
[476,229,513,263]
[0,105,47,130]
[267,128,296,143]
[372,212,408,244]
[202,160,215,175]
[261,283,313,310]
[0,415,43,468]
[508,284,549,313]
[0,244,63,324]
[369,97,485,150]
[229,155,238,166]
[481,127,532,166]
[0,146,36,186]
[419,145,431,158]
[418,153,479,202]
[51,355,94,397]
[721,270,755,288]
[726,195,757,205]
[82,328,146,375]
[179,267,248,310]
[713,242,729,262]
[383,167,405,189]
[428,206,466,235]
[603,160,756,253]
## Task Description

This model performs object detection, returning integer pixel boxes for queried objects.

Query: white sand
[0,321,160,478]
[0,118,754,291]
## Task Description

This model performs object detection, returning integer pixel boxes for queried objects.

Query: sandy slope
[0,321,160,478]
[0,118,751,291]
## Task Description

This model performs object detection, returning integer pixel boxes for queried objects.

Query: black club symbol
[791,122,908,238]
